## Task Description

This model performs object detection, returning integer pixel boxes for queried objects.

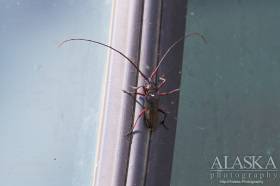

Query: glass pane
[0,1,111,186]
[171,1,280,186]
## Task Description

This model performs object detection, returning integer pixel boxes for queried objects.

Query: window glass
[171,1,280,185]
[0,1,111,186]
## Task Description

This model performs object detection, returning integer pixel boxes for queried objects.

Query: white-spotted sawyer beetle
[59,32,206,136]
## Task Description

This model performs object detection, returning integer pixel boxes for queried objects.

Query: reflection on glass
[0,1,111,186]
[171,1,280,186]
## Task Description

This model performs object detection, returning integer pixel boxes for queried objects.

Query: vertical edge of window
[125,0,163,185]
[143,0,188,185]
[111,0,145,186]
[92,0,144,186]
[92,0,116,184]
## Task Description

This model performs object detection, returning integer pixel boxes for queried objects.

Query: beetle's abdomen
[144,108,159,129]
[144,95,160,129]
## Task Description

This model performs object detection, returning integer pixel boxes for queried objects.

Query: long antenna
[150,32,207,79]
[59,39,149,81]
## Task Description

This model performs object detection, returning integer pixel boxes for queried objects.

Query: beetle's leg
[122,90,145,96]
[122,90,144,108]
[135,100,144,108]
[131,85,144,90]
[158,108,168,130]
[131,86,147,95]
[126,109,146,136]
[157,77,166,90]
[159,88,180,96]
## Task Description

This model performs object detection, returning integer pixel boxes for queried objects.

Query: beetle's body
[59,32,206,135]
[144,93,160,129]
[142,79,160,129]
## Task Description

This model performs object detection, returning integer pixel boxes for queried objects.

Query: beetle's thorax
[144,80,159,107]
[143,78,160,109]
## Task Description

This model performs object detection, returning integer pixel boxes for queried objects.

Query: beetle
[59,32,206,135]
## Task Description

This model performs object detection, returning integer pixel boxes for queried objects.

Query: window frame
[93,0,188,185]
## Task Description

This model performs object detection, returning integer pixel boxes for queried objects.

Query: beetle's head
[144,78,157,93]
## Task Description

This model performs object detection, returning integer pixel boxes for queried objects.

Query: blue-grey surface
[171,1,280,186]
[0,1,111,186]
